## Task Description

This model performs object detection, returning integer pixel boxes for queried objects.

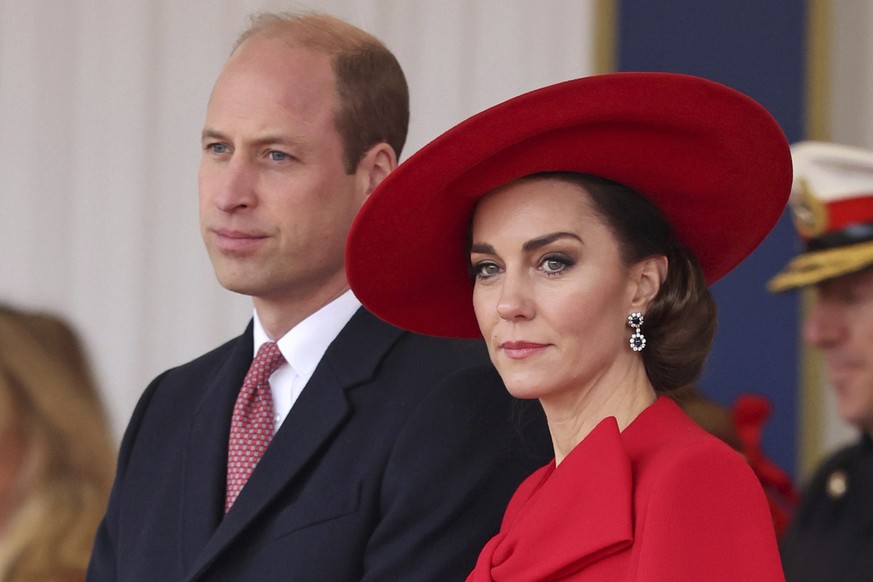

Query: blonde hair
[0,306,115,582]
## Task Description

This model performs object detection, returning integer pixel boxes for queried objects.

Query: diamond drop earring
[627,312,646,352]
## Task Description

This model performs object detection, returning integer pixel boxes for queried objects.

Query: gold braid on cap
[767,239,873,292]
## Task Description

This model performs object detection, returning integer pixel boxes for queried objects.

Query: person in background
[87,11,549,582]
[0,305,115,582]
[346,72,790,580]
[670,385,744,450]
[768,141,873,581]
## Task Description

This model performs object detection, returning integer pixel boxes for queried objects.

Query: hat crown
[768,141,873,293]
[789,141,873,240]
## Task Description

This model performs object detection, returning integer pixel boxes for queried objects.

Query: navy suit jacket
[87,308,550,581]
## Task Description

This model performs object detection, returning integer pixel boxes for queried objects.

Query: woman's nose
[496,272,535,322]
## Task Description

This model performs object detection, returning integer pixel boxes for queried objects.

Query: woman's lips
[500,341,550,359]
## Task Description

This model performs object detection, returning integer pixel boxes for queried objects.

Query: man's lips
[824,354,861,375]
[823,354,864,386]
[210,228,269,253]
[499,341,550,359]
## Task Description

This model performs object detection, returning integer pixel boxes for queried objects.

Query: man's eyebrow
[201,128,226,142]
[200,129,311,153]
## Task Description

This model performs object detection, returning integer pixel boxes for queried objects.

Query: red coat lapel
[471,416,633,581]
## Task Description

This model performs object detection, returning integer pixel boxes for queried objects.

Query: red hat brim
[346,72,792,338]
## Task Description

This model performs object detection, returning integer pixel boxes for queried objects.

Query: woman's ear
[356,142,397,197]
[631,255,668,310]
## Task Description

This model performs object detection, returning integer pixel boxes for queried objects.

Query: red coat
[468,397,784,581]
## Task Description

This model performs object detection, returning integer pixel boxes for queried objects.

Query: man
[769,141,873,581]
[87,12,549,581]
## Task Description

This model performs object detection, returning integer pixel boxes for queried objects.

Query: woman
[346,72,790,580]
[0,305,115,582]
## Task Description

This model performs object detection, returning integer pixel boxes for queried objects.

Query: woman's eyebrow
[470,232,582,255]
[522,232,582,252]
[469,242,496,254]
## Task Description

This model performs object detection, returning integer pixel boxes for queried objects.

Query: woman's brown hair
[543,173,717,392]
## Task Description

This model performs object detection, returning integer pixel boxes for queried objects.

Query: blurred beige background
[0,0,599,439]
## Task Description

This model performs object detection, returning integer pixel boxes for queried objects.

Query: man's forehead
[819,267,873,294]
[208,42,338,116]
[229,34,332,71]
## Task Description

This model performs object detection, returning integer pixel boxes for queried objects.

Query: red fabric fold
[469,417,633,581]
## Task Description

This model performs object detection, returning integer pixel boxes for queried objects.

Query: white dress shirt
[251,290,361,429]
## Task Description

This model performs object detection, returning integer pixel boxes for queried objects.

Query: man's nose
[803,296,845,349]
[211,156,257,212]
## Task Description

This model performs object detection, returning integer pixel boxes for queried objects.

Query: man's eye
[269,151,289,161]
[207,143,229,154]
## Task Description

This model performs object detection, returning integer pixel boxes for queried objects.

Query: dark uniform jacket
[86,308,550,581]
[780,433,873,581]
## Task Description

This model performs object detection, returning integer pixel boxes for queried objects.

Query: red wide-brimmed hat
[346,72,792,338]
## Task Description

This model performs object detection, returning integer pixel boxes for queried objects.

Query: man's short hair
[234,12,410,173]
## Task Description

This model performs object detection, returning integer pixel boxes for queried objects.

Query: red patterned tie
[225,341,285,513]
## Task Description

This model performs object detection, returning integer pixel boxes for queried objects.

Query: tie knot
[253,341,286,379]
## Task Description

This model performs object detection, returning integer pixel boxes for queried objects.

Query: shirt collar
[252,290,362,379]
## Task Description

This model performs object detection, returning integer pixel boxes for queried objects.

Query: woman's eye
[541,257,568,273]
[475,262,500,278]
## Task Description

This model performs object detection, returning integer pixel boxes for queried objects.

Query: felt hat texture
[347,72,792,338]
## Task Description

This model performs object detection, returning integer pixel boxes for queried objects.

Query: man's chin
[214,272,262,297]
[834,393,871,430]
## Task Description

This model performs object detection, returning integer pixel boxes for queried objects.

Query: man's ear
[630,255,668,311]
[356,142,397,197]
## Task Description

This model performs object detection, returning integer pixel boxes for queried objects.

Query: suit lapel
[179,323,254,571]
[185,309,404,581]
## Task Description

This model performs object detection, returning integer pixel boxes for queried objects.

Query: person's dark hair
[537,172,717,392]
[233,11,409,173]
